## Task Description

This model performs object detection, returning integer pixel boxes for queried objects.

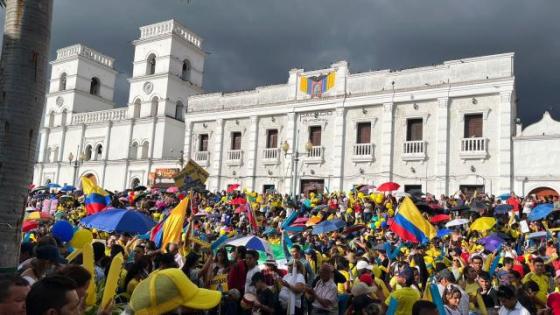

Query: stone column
[379,102,394,183]
[211,119,225,191]
[38,128,49,162]
[434,97,449,196]
[498,90,514,194]
[122,121,135,190]
[284,112,296,194]
[246,116,259,191]
[183,120,193,161]
[331,107,346,192]
[101,121,112,187]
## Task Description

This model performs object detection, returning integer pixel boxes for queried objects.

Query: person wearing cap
[522,256,549,308]
[353,260,390,301]
[497,285,531,315]
[21,244,65,286]
[128,268,222,314]
[383,266,420,315]
[0,274,30,315]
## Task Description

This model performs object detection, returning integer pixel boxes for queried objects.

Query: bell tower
[127,19,206,120]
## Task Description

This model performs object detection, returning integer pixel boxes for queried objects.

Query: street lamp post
[68,146,85,187]
[281,139,313,200]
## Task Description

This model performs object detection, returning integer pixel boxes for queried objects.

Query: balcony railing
[352,143,374,162]
[194,151,209,167]
[263,148,280,164]
[402,140,426,161]
[226,150,243,166]
[460,137,488,159]
[304,146,324,163]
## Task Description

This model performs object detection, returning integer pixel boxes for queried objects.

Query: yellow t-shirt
[337,270,350,294]
[384,287,420,315]
[522,272,549,304]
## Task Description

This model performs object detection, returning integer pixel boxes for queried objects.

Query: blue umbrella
[80,208,156,234]
[226,236,272,256]
[436,229,452,238]
[312,219,346,235]
[494,204,513,215]
[498,193,510,201]
[60,184,76,192]
[528,203,555,221]
[47,183,61,188]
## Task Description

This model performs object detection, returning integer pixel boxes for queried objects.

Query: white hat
[355,260,373,271]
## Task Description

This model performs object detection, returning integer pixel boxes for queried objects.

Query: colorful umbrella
[166,186,179,193]
[60,184,76,192]
[312,219,345,235]
[27,211,53,221]
[80,208,156,234]
[479,234,505,252]
[445,218,470,228]
[528,203,555,221]
[498,193,510,201]
[225,236,272,256]
[47,183,61,189]
[293,217,308,225]
[469,217,496,232]
[377,182,400,192]
[430,214,450,224]
[306,216,322,226]
[227,184,240,193]
[436,229,452,238]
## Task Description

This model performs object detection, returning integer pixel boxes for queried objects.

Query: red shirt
[227,260,247,294]
[507,197,520,212]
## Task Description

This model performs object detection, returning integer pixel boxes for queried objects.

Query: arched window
[84,145,92,161]
[59,73,67,91]
[90,77,100,96]
[181,59,191,81]
[175,101,184,121]
[141,142,149,159]
[61,110,67,126]
[48,111,55,127]
[131,178,140,189]
[95,144,103,160]
[146,54,156,75]
[133,99,141,118]
[129,142,138,160]
[45,147,52,163]
[151,97,159,117]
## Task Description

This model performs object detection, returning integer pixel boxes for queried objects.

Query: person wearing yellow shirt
[383,267,420,315]
[522,257,549,309]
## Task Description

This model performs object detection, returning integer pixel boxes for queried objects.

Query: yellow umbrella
[470,217,496,232]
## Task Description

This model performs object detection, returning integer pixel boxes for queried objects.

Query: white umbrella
[445,218,470,228]
[394,191,411,198]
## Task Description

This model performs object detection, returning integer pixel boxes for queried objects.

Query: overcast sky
[3,0,560,125]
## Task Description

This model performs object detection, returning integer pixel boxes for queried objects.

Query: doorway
[300,179,324,196]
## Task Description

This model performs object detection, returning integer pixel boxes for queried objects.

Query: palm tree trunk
[0,0,53,273]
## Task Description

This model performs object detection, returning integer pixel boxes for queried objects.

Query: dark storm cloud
[3,0,559,124]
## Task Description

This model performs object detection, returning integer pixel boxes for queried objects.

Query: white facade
[35,18,558,197]
[34,20,205,190]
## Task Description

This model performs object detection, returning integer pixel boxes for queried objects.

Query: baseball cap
[35,245,66,264]
[129,268,221,314]
[356,260,373,271]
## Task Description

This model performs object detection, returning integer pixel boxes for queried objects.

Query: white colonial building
[32,18,560,198]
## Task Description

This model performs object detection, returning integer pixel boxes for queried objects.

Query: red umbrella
[377,182,400,192]
[430,214,451,224]
[230,197,247,206]
[22,220,39,232]
[227,184,240,193]
[293,217,309,224]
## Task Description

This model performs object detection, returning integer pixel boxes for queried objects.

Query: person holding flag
[81,176,111,214]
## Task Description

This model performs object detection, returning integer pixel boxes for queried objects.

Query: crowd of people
[2,181,560,315]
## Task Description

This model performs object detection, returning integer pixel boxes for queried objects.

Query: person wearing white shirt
[497,285,531,315]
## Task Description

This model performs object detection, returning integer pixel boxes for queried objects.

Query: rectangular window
[198,134,208,152]
[406,118,423,141]
[309,126,322,146]
[464,114,483,138]
[266,129,278,148]
[231,132,242,150]
[356,122,371,144]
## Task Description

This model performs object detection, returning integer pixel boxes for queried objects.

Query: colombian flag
[161,197,189,251]
[390,197,436,243]
[81,176,111,214]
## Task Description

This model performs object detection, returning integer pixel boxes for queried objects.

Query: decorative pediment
[520,111,560,137]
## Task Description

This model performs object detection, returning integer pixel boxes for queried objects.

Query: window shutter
[464,114,483,138]
[407,119,423,141]
[357,122,371,144]
[309,126,322,146]
[267,129,278,148]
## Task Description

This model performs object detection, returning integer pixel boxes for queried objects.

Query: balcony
[402,140,426,161]
[304,146,324,164]
[352,143,374,162]
[194,151,209,167]
[226,150,243,166]
[460,137,488,159]
[262,148,280,165]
